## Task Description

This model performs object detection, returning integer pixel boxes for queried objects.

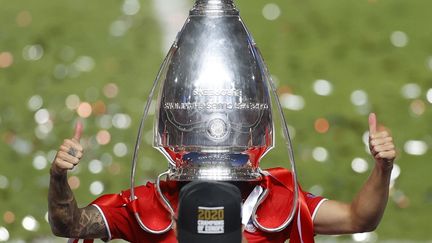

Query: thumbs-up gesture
[368,113,396,169]
[52,121,84,175]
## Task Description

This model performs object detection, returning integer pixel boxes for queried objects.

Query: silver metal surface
[154,0,273,181]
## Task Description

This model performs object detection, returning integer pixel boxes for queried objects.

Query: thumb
[368,113,377,135]
[73,120,83,141]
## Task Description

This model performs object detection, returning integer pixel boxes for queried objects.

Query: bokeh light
[426,88,432,104]
[314,118,330,134]
[362,131,370,153]
[350,90,368,106]
[113,143,128,157]
[22,216,39,231]
[103,83,119,98]
[96,130,111,145]
[88,159,103,174]
[0,52,13,68]
[391,164,401,181]
[27,95,43,111]
[312,147,328,162]
[313,79,333,96]
[74,56,95,72]
[65,94,81,110]
[401,83,421,99]
[22,44,43,61]
[410,99,425,116]
[390,31,408,47]
[10,136,33,155]
[93,101,107,115]
[404,140,428,155]
[68,176,80,190]
[3,211,15,224]
[34,109,50,124]
[112,113,131,129]
[308,185,324,196]
[32,155,48,170]
[77,102,92,118]
[352,232,377,242]
[351,157,369,173]
[35,121,54,139]
[0,227,9,242]
[280,93,305,111]
[122,0,140,15]
[16,10,32,27]
[89,181,104,195]
[262,3,280,21]
[392,190,410,208]
[110,19,131,37]
[0,175,9,189]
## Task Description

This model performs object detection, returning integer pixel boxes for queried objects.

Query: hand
[51,121,84,175]
[368,113,396,170]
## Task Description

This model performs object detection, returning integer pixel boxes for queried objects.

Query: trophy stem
[191,0,239,15]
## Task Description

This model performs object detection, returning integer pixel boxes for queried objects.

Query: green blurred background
[1,0,431,242]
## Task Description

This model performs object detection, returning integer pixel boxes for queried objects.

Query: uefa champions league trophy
[129,0,299,233]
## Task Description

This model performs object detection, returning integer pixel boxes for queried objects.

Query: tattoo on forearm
[72,206,107,238]
[48,171,107,239]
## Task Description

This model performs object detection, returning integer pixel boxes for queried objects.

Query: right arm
[48,122,108,239]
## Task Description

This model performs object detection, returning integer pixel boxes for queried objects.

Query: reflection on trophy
[130,0,299,234]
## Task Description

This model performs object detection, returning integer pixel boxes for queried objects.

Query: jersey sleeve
[90,183,157,242]
[301,189,327,221]
[91,193,134,241]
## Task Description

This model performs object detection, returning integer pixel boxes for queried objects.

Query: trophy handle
[129,47,174,202]
[249,46,300,232]
[133,170,175,234]
[129,47,176,234]
[155,170,176,217]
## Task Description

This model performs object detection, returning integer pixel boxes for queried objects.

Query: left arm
[313,113,396,234]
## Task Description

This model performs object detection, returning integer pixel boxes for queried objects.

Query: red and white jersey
[71,167,326,243]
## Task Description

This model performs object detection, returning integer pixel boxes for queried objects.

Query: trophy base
[169,166,262,181]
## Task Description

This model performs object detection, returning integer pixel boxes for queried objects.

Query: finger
[73,120,83,141]
[59,144,70,153]
[376,151,396,160]
[370,137,393,146]
[63,139,84,152]
[372,144,395,153]
[57,151,80,165]
[74,150,83,159]
[59,144,83,159]
[54,157,75,170]
[369,113,377,135]
[370,131,390,139]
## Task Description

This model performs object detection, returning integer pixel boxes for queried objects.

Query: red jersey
[71,168,326,243]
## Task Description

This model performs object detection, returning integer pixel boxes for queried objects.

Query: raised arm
[48,121,108,239]
[313,113,396,234]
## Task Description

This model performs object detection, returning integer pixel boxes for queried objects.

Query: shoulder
[263,167,293,179]
[91,180,180,207]
[262,167,294,188]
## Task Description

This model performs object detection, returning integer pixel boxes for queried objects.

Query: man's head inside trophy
[152,0,274,181]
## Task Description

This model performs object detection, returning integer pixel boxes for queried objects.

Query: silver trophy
[130,0,299,234]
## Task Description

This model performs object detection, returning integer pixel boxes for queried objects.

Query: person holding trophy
[48,0,396,242]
